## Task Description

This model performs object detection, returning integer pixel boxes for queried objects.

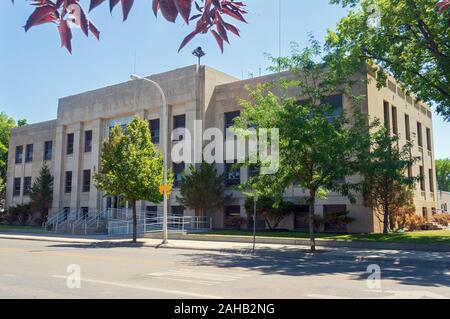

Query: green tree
[436,158,450,191]
[360,127,420,233]
[244,196,294,230]
[94,116,166,243]
[29,162,53,223]
[235,44,370,251]
[327,0,450,120]
[177,162,231,217]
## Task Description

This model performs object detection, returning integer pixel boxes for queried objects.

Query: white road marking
[52,275,223,299]
[147,269,250,286]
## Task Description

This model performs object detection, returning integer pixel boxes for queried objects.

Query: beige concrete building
[6,65,437,233]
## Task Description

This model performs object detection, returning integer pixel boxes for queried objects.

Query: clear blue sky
[0,0,448,159]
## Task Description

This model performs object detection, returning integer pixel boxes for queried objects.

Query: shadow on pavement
[48,241,146,249]
[178,247,450,288]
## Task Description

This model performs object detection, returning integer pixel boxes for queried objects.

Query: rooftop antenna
[192,47,206,65]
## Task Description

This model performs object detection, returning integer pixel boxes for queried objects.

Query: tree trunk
[308,191,316,252]
[132,199,137,243]
[383,204,389,234]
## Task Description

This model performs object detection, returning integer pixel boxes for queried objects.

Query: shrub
[324,210,354,231]
[7,204,32,225]
[405,214,427,231]
[432,213,450,227]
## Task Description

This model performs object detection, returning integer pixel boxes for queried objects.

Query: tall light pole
[130,74,169,244]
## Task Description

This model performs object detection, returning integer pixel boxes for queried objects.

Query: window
[391,106,398,135]
[417,122,423,147]
[408,164,413,178]
[173,162,185,187]
[64,171,72,193]
[173,114,186,141]
[149,119,160,144]
[44,141,52,161]
[15,145,23,164]
[25,144,33,162]
[23,177,32,196]
[248,165,260,178]
[419,166,425,191]
[383,101,390,130]
[82,169,91,193]
[224,205,241,229]
[224,111,240,130]
[67,133,74,155]
[426,127,432,151]
[84,130,92,153]
[171,206,184,217]
[404,114,411,141]
[294,205,310,230]
[63,207,70,220]
[324,205,348,232]
[81,207,89,219]
[13,178,21,196]
[225,162,240,185]
[146,206,158,221]
[429,169,434,193]
[422,207,428,219]
[323,95,344,119]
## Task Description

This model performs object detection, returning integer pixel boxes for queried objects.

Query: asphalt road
[0,238,449,299]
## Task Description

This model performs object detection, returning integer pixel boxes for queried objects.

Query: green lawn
[0,224,44,232]
[204,230,450,244]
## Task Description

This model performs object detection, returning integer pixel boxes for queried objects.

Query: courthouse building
[6,65,437,233]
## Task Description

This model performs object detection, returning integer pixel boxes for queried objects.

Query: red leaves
[436,0,450,13]
[19,0,247,54]
[58,19,72,53]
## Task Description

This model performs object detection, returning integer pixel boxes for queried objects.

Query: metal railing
[108,216,212,236]
[43,210,68,231]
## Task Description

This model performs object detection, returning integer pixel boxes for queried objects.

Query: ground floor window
[294,205,309,230]
[81,207,89,219]
[171,206,184,217]
[63,207,70,221]
[224,205,241,229]
[146,206,158,222]
[323,205,348,232]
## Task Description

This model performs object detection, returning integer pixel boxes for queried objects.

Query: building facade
[6,65,438,233]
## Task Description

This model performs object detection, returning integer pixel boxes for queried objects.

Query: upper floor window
[391,106,398,135]
[15,145,23,164]
[44,141,52,161]
[23,177,32,196]
[383,101,390,131]
[173,115,186,141]
[173,162,185,187]
[82,169,91,193]
[149,119,160,144]
[66,133,74,155]
[417,122,423,147]
[13,177,21,196]
[224,111,241,131]
[404,114,411,141]
[419,166,425,191]
[25,144,33,163]
[323,95,344,120]
[64,171,72,193]
[225,162,240,186]
[84,130,92,153]
[426,127,432,151]
[429,169,434,193]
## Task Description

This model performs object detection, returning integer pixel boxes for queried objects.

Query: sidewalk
[1,232,449,266]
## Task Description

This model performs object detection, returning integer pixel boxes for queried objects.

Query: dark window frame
[15,145,23,164]
[149,119,160,144]
[25,144,33,163]
[13,177,21,196]
[173,114,186,142]
[391,106,398,135]
[84,130,93,153]
[64,171,72,193]
[405,114,411,141]
[225,162,241,186]
[23,176,32,196]
[66,133,74,155]
[426,127,432,151]
[82,169,91,193]
[417,122,423,147]
[44,141,52,161]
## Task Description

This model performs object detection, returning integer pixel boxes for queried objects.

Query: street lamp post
[130,74,169,244]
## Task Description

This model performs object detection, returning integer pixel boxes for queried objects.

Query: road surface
[0,238,449,299]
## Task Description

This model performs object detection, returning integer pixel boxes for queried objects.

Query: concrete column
[89,119,103,212]
[70,122,83,213]
[51,125,65,214]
